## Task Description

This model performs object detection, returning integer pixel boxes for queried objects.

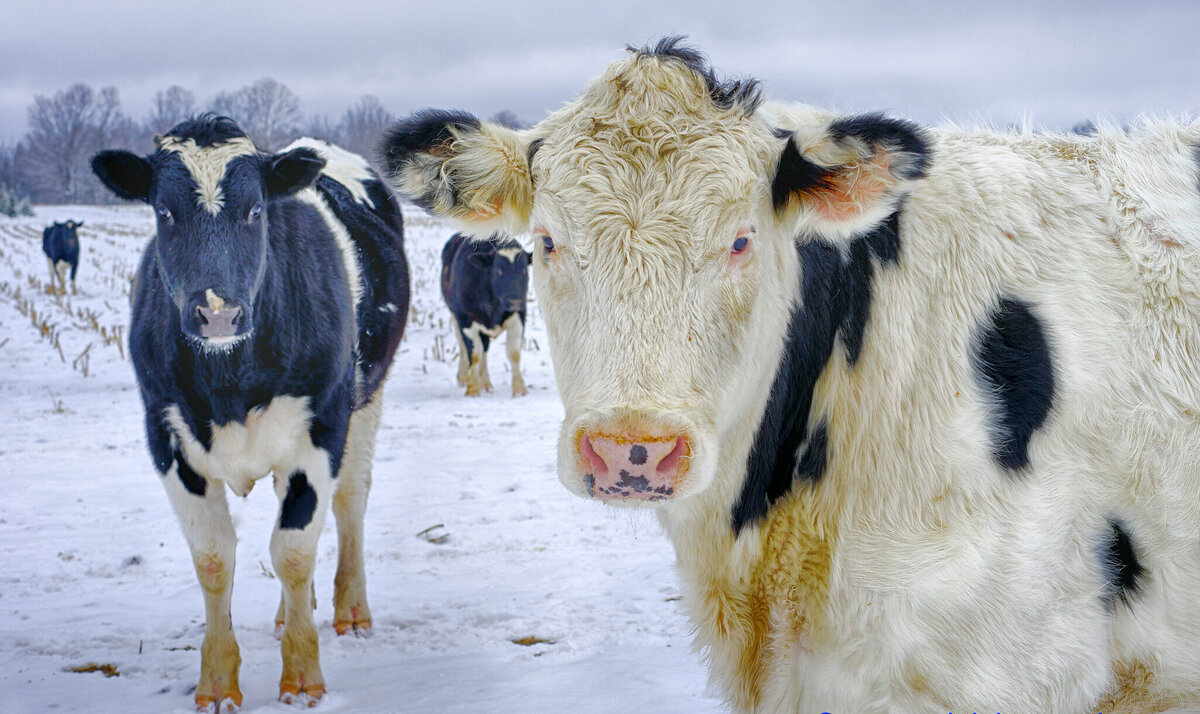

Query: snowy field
[0,205,723,713]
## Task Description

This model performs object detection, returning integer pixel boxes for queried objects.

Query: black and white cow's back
[91,116,408,709]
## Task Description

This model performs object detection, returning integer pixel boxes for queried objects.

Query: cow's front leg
[478,333,493,392]
[332,392,383,636]
[461,324,485,396]
[504,313,527,397]
[161,451,242,712]
[45,258,58,293]
[450,314,469,386]
[270,402,348,704]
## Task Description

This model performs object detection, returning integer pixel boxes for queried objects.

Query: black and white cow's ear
[265,147,326,197]
[771,113,930,241]
[379,109,534,237]
[91,150,153,203]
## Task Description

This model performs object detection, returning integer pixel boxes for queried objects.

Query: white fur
[392,47,1200,713]
[160,136,257,215]
[283,137,376,208]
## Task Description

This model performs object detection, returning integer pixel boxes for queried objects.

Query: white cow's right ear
[379,110,533,237]
[771,113,930,242]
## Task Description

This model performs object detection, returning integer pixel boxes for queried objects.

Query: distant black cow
[42,220,82,294]
[90,115,409,709]
[441,233,530,396]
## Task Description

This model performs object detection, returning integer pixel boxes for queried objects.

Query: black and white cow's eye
[248,202,264,222]
[541,235,555,254]
[156,205,172,223]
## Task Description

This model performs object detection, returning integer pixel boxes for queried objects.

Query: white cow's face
[526,121,786,504]
[381,39,928,507]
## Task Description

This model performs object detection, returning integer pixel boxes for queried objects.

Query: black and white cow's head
[381,39,929,508]
[91,114,325,347]
[466,237,531,316]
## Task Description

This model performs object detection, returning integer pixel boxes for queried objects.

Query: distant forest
[0,80,524,206]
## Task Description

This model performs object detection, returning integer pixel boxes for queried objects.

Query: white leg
[270,442,337,703]
[46,258,58,293]
[462,325,485,397]
[161,457,243,711]
[332,393,382,636]
[451,315,469,386]
[504,314,528,397]
[479,342,493,392]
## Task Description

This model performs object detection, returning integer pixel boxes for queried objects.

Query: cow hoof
[512,387,528,397]
[279,680,325,707]
[465,387,481,397]
[334,617,373,637]
[195,689,243,713]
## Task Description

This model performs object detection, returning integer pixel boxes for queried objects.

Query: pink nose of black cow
[197,304,242,338]
[578,432,690,501]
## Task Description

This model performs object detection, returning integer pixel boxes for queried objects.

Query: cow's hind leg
[478,333,493,392]
[45,258,58,293]
[269,399,348,704]
[332,392,383,636]
[505,313,527,397]
[451,315,469,386]
[161,453,242,711]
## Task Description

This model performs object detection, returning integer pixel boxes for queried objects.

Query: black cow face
[91,120,324,346]
[470,242,531,314]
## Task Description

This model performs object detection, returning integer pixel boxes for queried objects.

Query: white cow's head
[382,38,928,508]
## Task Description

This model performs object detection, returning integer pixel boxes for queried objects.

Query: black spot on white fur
[734,213,899,534]
[973,297,1056,472]
[279,472,318,530]
[1100,518,1145,609]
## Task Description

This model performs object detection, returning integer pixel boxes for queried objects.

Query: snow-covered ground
[0,205,723,713]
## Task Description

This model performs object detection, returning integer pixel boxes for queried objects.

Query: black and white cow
[42,220,82,294]
[91,115,409,710]
[383,39,1200,713]
[440,233,530,396]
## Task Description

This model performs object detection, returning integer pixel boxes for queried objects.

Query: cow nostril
[579,434,609,475]
[229,306,243,325]
[196,306,209,325]
[656,436,688,477]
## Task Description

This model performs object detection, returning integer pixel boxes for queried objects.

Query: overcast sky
[2,0,1198,145]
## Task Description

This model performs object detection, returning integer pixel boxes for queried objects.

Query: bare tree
[24,83,130,203]
[301,114,343,145]
[340,95,393,160]
[210,78,301,150]
[146,85,197,136]
[489,109,525,130]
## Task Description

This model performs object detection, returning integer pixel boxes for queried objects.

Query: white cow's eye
[732,236,750,254]
[541,235,555,253]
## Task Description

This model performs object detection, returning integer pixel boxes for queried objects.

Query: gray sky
[2,0,1198,144]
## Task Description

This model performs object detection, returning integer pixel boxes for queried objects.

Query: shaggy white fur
[385,45,1200,713]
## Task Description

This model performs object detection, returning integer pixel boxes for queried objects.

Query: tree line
[0,79,524,207]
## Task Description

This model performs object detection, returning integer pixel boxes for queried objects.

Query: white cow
[382,38,1200,713]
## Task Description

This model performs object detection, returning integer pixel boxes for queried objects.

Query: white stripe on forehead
[160,136,258,215]
[496,246,524,262]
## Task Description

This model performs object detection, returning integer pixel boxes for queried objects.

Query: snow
[0,205,723,713]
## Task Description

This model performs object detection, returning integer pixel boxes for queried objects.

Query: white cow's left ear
[379,110,534,237]
[771,113,930,241]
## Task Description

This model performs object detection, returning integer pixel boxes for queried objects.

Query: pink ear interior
[804,154,896,223]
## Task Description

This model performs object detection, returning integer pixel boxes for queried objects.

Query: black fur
[441,233,530,362]
[827,113,931,180]
[771,136,833,213]
[279,472,318,530]
[174,449,206,496]
[527,138,545,167]
[378,109,481,210]
[162,113,247,147]
[41,221,82,282]
[973,297,1056,472]
[732,215,901,533]
[629,36,763,114]
[91,151,152,201]
[93,116,408,502]
[1100,518,1145,608]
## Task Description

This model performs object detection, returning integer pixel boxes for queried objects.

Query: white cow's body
[383,40,1200,712]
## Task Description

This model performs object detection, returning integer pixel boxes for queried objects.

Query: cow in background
[42,220,82,294]
[382,38,1200,713]
[441,233,530,397]
[91,115,409,710]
